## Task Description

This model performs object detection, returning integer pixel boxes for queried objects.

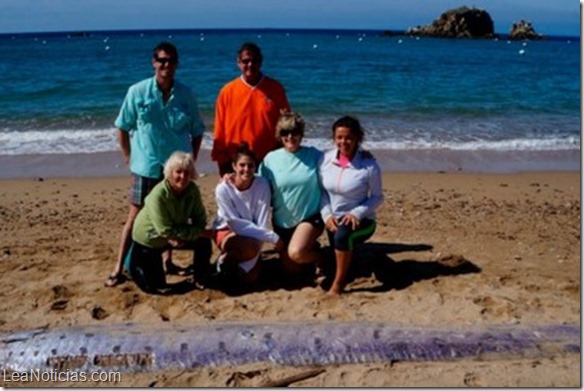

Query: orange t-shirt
[211,76,290,166]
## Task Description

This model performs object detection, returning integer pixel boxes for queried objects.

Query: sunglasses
[154,56,177,65]
[280,130,302,137]
[239,58,260,65]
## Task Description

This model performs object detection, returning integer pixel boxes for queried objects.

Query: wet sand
[0,148,579,179]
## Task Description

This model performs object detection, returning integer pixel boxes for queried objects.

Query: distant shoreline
[0,28,579,42]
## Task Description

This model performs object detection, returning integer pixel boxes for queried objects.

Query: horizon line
[0,27,579,40]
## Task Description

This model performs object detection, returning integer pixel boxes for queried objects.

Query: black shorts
[273,213,324,244]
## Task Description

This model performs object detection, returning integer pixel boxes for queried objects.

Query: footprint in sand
[91,305,109,320]
[463,372,484,387]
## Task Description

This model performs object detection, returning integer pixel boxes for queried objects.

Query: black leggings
[125,237,212,293]
[326,218,376,251]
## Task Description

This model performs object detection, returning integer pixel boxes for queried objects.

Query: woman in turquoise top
[259,112,324,276]
[125,151,212,293]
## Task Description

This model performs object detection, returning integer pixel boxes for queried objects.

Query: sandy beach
[0,169,580,387]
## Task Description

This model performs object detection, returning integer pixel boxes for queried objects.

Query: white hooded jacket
[319,149,383,223]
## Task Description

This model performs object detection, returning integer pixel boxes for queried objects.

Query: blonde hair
[163,151,196,180]
[276,111,305,137]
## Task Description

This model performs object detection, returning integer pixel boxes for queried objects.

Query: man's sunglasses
[239,58,260,65]
[154,56,177,65]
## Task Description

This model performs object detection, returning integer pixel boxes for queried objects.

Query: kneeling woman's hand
[325,216,339,232]
[340,214,360,230]
[168,238,185,248]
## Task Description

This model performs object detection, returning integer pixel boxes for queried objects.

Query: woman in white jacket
[319,116,383,295]
[212,142,283,283]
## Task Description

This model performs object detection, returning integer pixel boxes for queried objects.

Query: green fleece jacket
[132,180,207,248]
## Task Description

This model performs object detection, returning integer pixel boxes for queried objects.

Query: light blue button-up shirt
[115,77,205,178]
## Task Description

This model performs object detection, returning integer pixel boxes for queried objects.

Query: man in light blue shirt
[105,41,206,287]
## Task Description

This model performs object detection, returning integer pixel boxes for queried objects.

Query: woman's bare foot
[327,283,344,295]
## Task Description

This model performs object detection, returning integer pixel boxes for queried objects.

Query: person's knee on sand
[125,241,166,293]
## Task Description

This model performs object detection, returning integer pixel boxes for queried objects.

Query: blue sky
[0,0,579,36]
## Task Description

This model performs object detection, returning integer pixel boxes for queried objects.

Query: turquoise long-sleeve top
[132,179,207,249]
[259,146,323,229]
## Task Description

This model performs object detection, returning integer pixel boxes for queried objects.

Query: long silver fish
[0,322,579,373]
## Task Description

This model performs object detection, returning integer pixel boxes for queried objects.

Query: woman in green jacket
[125,151,212,293]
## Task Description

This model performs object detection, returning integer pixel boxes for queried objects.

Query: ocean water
[0,29,580,176]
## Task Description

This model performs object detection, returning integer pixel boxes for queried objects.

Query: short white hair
[163,151,196,180]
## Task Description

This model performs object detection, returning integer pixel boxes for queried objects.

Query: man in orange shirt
[212,42,291,176]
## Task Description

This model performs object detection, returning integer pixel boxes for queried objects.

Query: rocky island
[393,6,544,40]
